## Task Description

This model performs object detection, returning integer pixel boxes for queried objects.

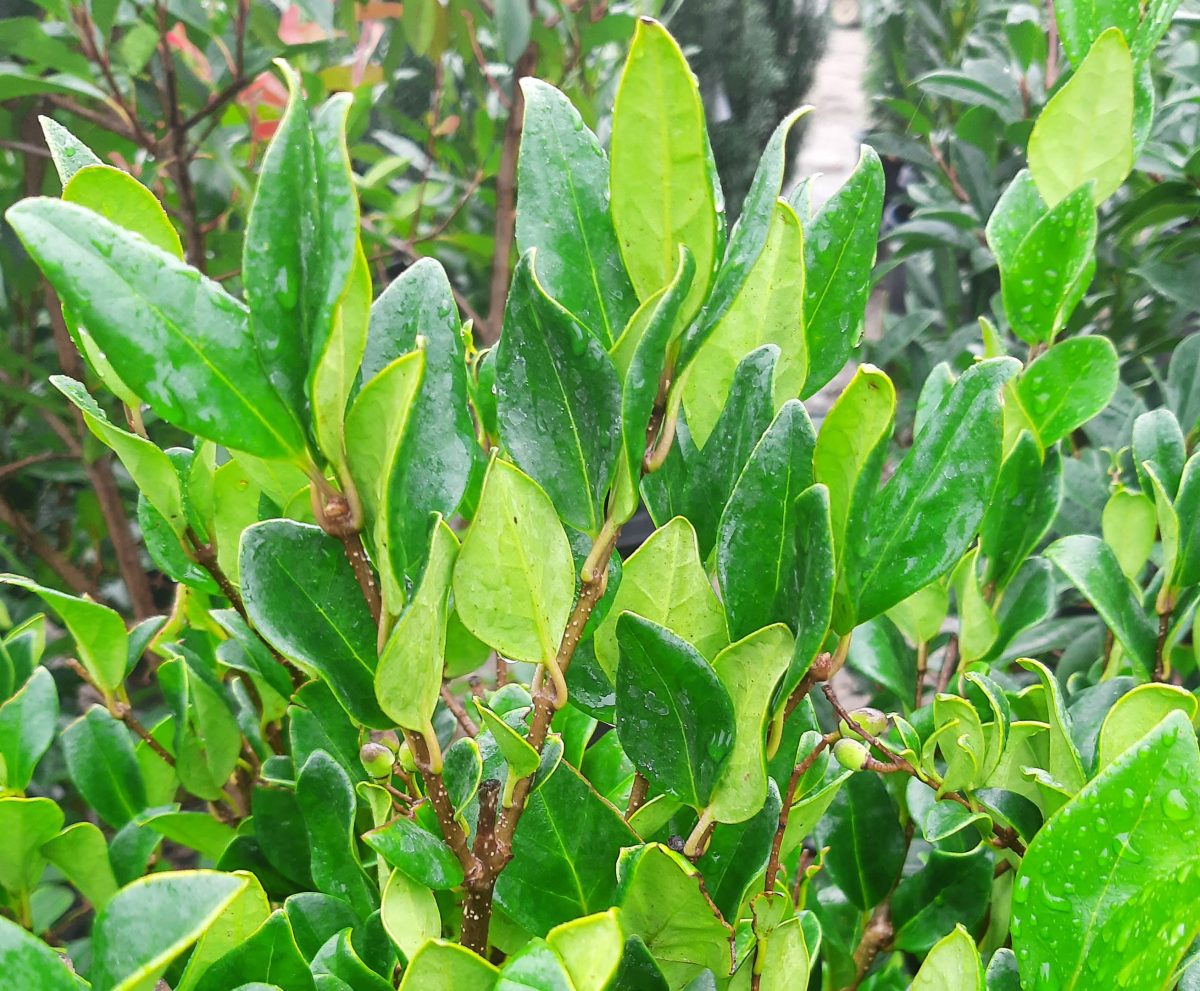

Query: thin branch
[441,682,481,737]
[0,493,98,597]
[626,772,649,820]
[1155,609,1171,682]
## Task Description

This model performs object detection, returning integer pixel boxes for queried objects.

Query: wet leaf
[911,925,984,990]
[814,770,905,911]
[1015,337,1119,446]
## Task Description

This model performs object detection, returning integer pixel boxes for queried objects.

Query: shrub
[2,10,1200,991]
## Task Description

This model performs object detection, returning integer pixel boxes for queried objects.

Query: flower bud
[833,738,870,772]
[839,707,889,741]
[370,729,401,755]
[395,741,417,774]
[359,742,395,778]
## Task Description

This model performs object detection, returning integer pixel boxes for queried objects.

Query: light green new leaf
[801,146,885,396]
[516,78,637,345]
[593,516,727,680]
[1045,535,1157,675]
[90,870,250,991]
[912,925,984,991]
[985,170,1047,272]
[375,519,457,732]
[453,459,575,665]
[682,199,805,447]
[1029,28,1135,206]
[610,18,717,323]
[1103,487,1157,580]
[398,940,498,990]
[345,350,426,614]
[545,910,624,991]
[1097,684,1198,771]
[709,624,794,823]
[5,198,306,460]
[0,915,79,989]
[1012,711,1200,990]
[175,873,271,991]
[0,666,57,791]
[729,915,811,990]
[478,704,540,780]
[52,375,186,536]
[0,796,62,897]
[1015,658,1087,796]
[0,575,127,694]
[381,868,441,962]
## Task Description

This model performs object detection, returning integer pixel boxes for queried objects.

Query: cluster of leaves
[863,0,1199,412]
[2,10,1200,991]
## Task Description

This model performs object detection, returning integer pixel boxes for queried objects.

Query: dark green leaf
[1133,407,1186,498]
[980,434,1062,590]
[891,849,993,954]
[697,780,782,920]
[0,666,57,791]
[814,770,905,911]
[196,911,315,991]
[61,705,146,828]
[365,816,464,891]
[286,893,360,962]
[0,915,83,989]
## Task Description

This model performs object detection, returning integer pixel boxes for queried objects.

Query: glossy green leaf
[41,820,119,910]
[1175,455,1200,587]
[61,705,146,828]
[545,909,623,991]
[980,435,1062,590]
[615,613,736,808]
[496,762,638,936]
[0,796,62,896]
[0,575,127,693]
[610,18,717,322]
[516,78,637,345]
[998,185,1096,345]
[6,197,305,459]
[801,146,885,396]
[175,874,272,991]
[194,911,315,991]
[1133,408,1187,499]
[479,703,540,781]
[618,843,733,987]
[495,938,574,991]
[985,557,1058,661]
[0,915,80,989]
[285,892,359,961]
[397,939,498,990]
[698,779,782,921]
[608,936,669,991]
[911,925,984,990]
[1015,337,1119,446]
[375,518,457,732]
[1015,658,1087,796]
[296,751,377,919]
[364,816,463,891]
[1053,0,1141,65]
[344,350,425,613]
[814,770,905,910]
[1096,683,1198,770]
[241,520,389,728]
[140,810,237,865]
[709,625,794,823]
[986,170,1047,272]
[892,849,993,954]
[729,913,812,990]
[853,358,1020,622]
[40,115,101,183]
[682,200,805,447]
[453,459,575,664]
[91,870,250,991]
[1046,535,1157,675]
[1012,712,1200,989]
[311,929,392,991]
[1029,28,1135,207]
[158,650,242,802]
[0,666,57,791]
[498,250,623,535]
[715,401,817,640]
[381,867,440,961]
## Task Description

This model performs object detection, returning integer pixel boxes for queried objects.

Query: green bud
[359,742,395,778]
[370,729,401,755]
[396,741,417,774]
[838,706,889,741]
[833,738,870,772]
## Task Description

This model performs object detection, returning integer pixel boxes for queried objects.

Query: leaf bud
[839,706,889,740]
[359,742,395,778]
[833,738,870,772]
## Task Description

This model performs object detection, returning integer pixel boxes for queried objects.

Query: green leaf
[709,625,794,823]
[609,936,669,991]
[617,844,734,987]
[61,705,146,828]
[158,651,242,802]
[241,520,389,728]
[41,821,119,910]
[496,938,574,991]
[397,939,498,990]
[478,704,541,780]
[1029,28,1135,207]
[0,796,62,897]
[615,613,736,808]
[980,435,1062,590]
[311,930,392,991]
[494,0,532,62]
[1096,683,1198,771]
[1103,487,1157,580]
[40,115,101,183]
[1174,455,1200,587]
[715,402,816,640]
[5,198,306,460]
[364,816,464,891]
[285,892,359,960]
[296,751,377,919]
[852,358,1020,623]
[1015,658,1088,797]
[0,666,57,791]
[362,259,478,585]
[891,850,993,954]
[375,518,457,732]
[381,867,440,961]
[1012,711,1200,989]
[682,200,806,447]
[1053,0,1141,65]
[697,780,782,920]
[1045,535,1157,675]
[0,915,80,989]
[1133,408,1187,499]
[496,252,623,534]
[175,874,272,991]
[610,18,717,323]
[495,762,639,936]
[801,146,885,396]
[194,911,315,991]
[911,925,984,990]
[985,170,1047,272]
[1015,336,1119,446]
[516,78,637,346]
[545,909,624,991]
[91,870,250,991]
[0,575,127,694]
[453,459,575,665]
[814,770,905,911]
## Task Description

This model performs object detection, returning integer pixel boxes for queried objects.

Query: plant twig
[1154,609,1171,682]
[763,731,837,898]
[843,904,893,991]
[626,772,649,820]
[441,682,480,737]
